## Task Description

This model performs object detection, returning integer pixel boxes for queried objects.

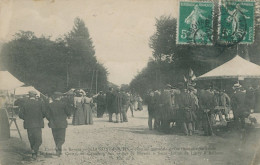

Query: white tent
[196,55,260,80]
[14,86,40,96]
[0,71,24,90]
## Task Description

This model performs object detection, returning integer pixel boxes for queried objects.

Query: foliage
[0,18,108,95]
[130,8,260,95]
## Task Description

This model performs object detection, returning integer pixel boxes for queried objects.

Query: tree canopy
[0,17,108,95]
[130,8,260,96]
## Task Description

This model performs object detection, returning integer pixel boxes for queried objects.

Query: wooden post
[66,63,69,88]
[90,70,95,93]
[96,70,98,94]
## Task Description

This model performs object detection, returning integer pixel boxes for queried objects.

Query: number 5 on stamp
[177,1,214,45]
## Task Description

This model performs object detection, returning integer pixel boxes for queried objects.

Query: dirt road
[1,106,260,165]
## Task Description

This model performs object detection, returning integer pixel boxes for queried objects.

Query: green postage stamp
[219,1,255,44]
[177,1,214,45]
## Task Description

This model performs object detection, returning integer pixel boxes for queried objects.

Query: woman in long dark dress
[72,91,85,125]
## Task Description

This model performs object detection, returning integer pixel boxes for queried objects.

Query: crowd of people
[13,88,144,159]
[105,87,143,123]
[4,82,258,160]
[145,82,258,136]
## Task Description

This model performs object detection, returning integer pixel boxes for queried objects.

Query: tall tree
[130,7,260,95]
[64,17,108,92]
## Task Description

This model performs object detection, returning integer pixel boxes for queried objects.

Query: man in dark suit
[231,84,248,129]
[198,88,215,136]
[106,87,116,122]
[96,91,106,118]
[175,83,194,136]
[46,92,70,156]
[19,91,45,159]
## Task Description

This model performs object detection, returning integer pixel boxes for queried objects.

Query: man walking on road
[46,92,70,156]
[19,91,45,159]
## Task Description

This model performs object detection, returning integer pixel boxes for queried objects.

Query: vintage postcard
[0,0,260,165]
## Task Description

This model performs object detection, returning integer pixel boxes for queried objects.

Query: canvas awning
[0,71,24,90]
[196,55,260,80]
[14,86,40,96]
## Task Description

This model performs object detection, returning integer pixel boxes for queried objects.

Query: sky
[0,0,178,85]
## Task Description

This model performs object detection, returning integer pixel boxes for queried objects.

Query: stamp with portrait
[218,1,255,44]
[177,1,214,45]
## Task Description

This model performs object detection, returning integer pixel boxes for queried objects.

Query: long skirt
[137,102,143,110]
[134,101,138,110]
[0,108,10,140]
[72,107,85,125]
[83,104,93,125]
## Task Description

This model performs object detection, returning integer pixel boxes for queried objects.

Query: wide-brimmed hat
[233,83,242,89]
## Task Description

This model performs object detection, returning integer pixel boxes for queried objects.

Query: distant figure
[19,91,45,159]
[121,91,128,122]
[160,84,175,131]
[146,90,156,130]
[115,90,123,123]
[198,87,214,136]
[137,95,143,111]
[62,91,75,119]
[153,90,162,130]
[72,90,85,125]
[176,83,194,136]
[82,92,94,125]
[231,84,248,129]
[96,91,106,118]
[128,92,135,117]
[188,86,199,132]
[245,85,255,113]
[255,85,260,113]
[46,92,70,156]
[106,87,117,122]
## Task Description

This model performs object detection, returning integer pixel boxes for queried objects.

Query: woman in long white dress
[72,91,85,125]
[82,93,93,125]
[137,95,143,111]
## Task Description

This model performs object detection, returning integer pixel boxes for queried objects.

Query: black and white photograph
[0,0,260,164]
